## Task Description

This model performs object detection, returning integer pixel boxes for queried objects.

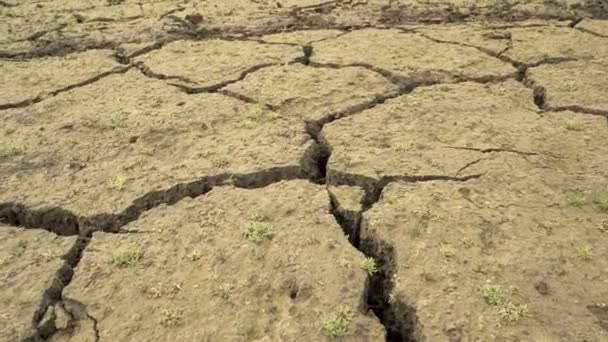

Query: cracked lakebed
[1,1,608,341]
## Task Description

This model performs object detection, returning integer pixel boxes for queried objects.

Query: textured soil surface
[1,1,608,341]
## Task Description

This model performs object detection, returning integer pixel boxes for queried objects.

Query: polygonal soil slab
[321,81,608,191]
[361,155,608,341]
[577,19,608,37]
[413,24,511,55]
[57,181,384,341]
[136,39,303,90]
[0,225,78,341]
[527,59,608,113]
[0,50,120,107]
[311,28,516,81]
[223,63,398,122]
[504,25,608,65]
[258,30,345,45]
[0,70,318,233]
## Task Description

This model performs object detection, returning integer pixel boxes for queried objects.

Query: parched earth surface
[1,1,608,341]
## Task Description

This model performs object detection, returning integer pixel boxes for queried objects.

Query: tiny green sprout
[321,306,354,338]
[599,220,608,233]
[221,175,236,186]
[480,284,504,306]
[212,282,234,299]
[337,258,352,269]
[108,174,128,191]
[498,302,529,322]
[187,250,201,261]
[111,245,142,268]
[110,111,128,129]
[567,192,586,207]
[244,103,279,125]
[565,120,584,131]
[439,242,454,258]
[592,193,608,212]
[160,309,183,327]
[360,257,378,276]
[576,246,593,261]
[244,222,273,243]
[212,155,229,168]
[460,237,474,248]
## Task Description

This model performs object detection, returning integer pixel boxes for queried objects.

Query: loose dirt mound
[1,1,607,341]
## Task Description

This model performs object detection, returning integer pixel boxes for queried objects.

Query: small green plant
[337,258,352,269]
[360,257,378,276]
[110,111,128,129]
[212,155,229,168]
[187,250,202,261]
[565,120,584,131]
[111,245,142,268]
[480,284,529,322]
[460,237,474,248]
[576,246,593,261]
[108,174,128,191]
[244,103,279,125]
[567,192,586,207]
[212,282,234,299]
[321,306,354,338]
[592,193,608,211]
[439,242,454,258]
[244,222,273,243]
[160,309,183,327]
[480,285,504,306]
[599,220,608,233]
[498,302,529,322]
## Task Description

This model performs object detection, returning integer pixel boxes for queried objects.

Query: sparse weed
[439,242,454,258]
[221,175,236,186]
[565,120,584,131]
[212,282,234,299]
[576,246,593,261]
[498,302,529,322]
[111,245,142,268]
[480,284,529,322]
[480,285,504,306]
[337,258,352,269]
[599,220,608,233]
[460,237,474,248]
[160,309,183,327]
[212,155,229,168]
[592,193,608,211]
[251,212,269,222]
[108,174,128,191]
[187,250,202,261]
[360,257,378,276]
[321,306,354,338]
[244,222,273,243]
[148,282,182,299]
[110,111,128,129]
[244,103,279,126]
[567,192,586,207]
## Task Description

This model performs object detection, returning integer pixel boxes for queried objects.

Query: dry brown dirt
[1,1,608,341]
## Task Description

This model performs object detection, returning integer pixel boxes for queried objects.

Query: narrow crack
[445,146,538,155]
[135,52,309,94]
[26,234,88,341]
[326,170,482,341]
[0,164,319,236]
[0,65,131,111]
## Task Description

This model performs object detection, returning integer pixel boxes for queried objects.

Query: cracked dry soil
[1,1,608,341]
